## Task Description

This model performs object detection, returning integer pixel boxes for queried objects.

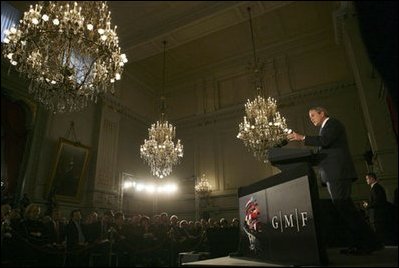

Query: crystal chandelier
[195,174,212,196]
[2,1,128,113]
[237,7,291,163]
[140,41,183,179]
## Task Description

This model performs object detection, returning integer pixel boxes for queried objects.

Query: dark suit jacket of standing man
[367,181,397,245]
[368,182,388,222]
[369,183,387,207]
[304,117,358,192]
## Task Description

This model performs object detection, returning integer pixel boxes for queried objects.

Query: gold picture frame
[48,138,90,203]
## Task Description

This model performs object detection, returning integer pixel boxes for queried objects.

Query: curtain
[1,96,27,203]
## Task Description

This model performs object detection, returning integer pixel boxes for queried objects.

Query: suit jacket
[369,183,387,208]
[66,220,86,250]
[368,183,391,224]
[45,219,66,244]
[304,117,357,183]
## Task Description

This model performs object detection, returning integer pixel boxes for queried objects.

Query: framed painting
[48,138,90,202]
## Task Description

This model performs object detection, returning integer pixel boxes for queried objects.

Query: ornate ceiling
[8,1,336,95]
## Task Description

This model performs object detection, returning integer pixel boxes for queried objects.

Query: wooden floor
[182,246,398,267]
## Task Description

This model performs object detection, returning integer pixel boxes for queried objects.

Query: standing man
[287,106,382,255]
[363,172,396,245]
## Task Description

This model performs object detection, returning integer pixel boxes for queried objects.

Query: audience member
[20,193,31,210]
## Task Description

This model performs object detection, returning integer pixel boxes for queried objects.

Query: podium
[236,148,328,266]
[267,147,316,171]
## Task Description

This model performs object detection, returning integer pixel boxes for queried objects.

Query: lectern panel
[238,169,325,266]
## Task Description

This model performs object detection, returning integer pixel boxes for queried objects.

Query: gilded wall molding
[175,80,356,128]
[102,94,150,125]
[91,191,119,210]
[93,105,120,193]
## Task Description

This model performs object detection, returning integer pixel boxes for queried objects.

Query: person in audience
[152,214,168,242]
[100,210,115,240]
[231,217,240,228]
[113,211,128,241]
[44,208,66,245]
[8,208,22,231]
[168,215,179,238]
[140,215,155,241]
[192,220,204,237]
[1,204,12,242]
[83,211,102,243]
[287,106,382,255]
[20,193,31,210]
[1,204,12,220]
[159,212,169,225]
[19,203,48,245]
[66,209,86,250]
[65,209,88,266]
[219,218,229,228]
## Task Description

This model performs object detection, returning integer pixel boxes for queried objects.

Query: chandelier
[2,1,128,113]
[237,7,291,163]
[140,41,183,179]
[195,174,212,196]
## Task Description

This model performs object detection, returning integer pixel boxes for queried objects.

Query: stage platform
[182,246,398,267]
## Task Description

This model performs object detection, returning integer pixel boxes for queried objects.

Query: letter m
[283,214,294,228]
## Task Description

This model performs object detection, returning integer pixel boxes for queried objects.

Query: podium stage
[182,255,287,267]
[182,246,398,267]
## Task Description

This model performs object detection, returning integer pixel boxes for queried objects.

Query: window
[1,2,21,43]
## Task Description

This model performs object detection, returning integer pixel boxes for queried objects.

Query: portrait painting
[48,138,90,202]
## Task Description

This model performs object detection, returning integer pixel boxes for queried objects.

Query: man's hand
[287,132,305,142]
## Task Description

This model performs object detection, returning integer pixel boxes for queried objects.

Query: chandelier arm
[60,38,73,86]
[160,40,167,118]
[27,36,40,54]
[162,40,167,98]
[66,37,73,69]
[247,7,257,66]
[60,42,67,76]
[76,54,100,93]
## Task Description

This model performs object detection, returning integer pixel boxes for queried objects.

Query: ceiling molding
[162,29,336,95]
[123,1,294,62]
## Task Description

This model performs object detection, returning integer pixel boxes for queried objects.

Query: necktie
[75,221,85,243]
[54,221,59,242]
[318,127,323,152]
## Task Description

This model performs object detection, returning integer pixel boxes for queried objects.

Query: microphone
[275,139,288,148]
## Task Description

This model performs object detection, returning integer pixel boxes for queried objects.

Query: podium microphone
[275,139,288,148]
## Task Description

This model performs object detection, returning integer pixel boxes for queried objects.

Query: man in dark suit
[363,172,396,245]
[65,209,88,266]
[287,106,382,255]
